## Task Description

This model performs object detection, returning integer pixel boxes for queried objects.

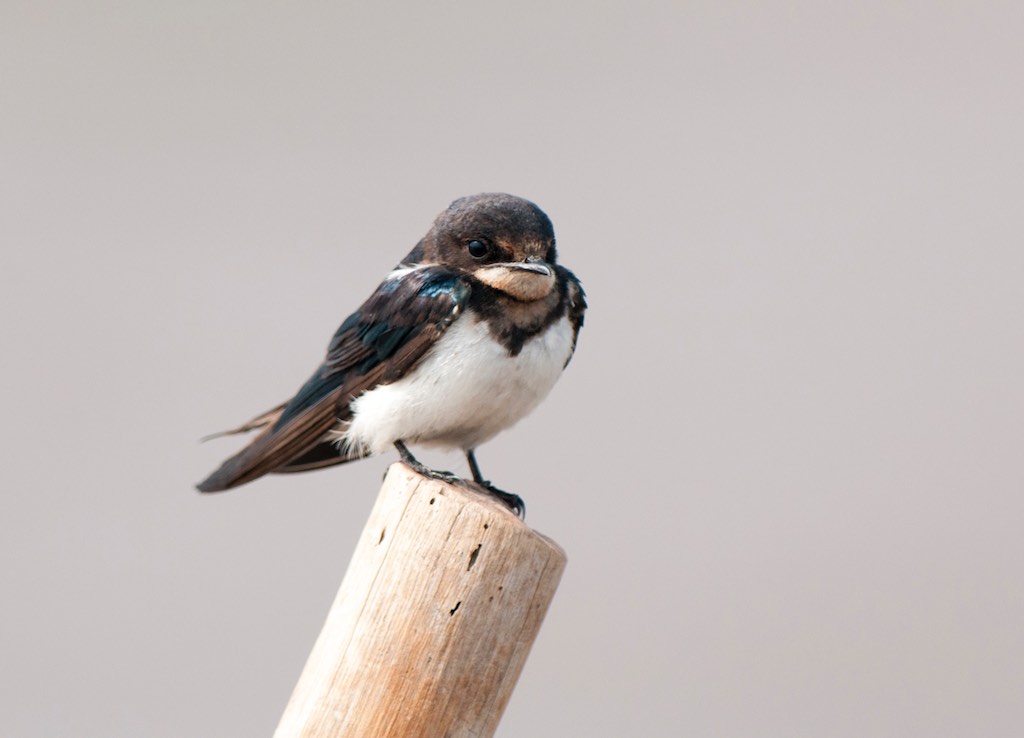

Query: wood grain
[273,464,567,738]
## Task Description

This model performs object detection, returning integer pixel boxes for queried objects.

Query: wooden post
[273,463,567,738]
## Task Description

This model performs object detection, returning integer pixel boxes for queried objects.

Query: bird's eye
[467,239,489,258]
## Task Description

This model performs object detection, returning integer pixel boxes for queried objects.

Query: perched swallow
[197,193,586,516]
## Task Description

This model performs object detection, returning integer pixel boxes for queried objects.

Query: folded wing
[196,267,470,492]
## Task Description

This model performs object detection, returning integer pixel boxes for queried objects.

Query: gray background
[2,1,1022,736]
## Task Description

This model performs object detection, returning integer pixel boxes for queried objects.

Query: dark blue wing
[197,266,470,492]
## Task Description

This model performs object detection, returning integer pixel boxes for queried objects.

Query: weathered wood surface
[273,463,567,738]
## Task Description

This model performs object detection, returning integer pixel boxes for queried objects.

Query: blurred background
[2,1,1022,736]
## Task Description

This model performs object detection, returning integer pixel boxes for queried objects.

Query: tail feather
[199,404,286,443]
[196,397,343,492]
[272,441,368,474]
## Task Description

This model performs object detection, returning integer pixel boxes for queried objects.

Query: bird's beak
[506,261,553,277]
[474,259,556,301]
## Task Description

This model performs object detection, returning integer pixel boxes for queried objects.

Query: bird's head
[415,193,559,302]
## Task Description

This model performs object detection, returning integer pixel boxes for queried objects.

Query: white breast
[341,314,575,456]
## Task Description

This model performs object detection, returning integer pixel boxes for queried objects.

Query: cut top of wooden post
[274,464,567,738]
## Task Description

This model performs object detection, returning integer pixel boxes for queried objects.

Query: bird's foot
[405,464,524,518]
[471,479,526,519]
[463,448,526,518]
[406,461,462,487]
[393,440,462,485]
[394,441,525,518]
[403,458,524,515]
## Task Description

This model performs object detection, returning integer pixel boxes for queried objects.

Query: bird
[196,193,586,516]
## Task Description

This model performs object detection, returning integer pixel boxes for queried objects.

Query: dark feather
[271,439,365,474]
[198,403,285,442]
[561,266,587,366]
[196,267,470,492]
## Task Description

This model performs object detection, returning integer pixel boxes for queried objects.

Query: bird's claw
[394,442,525,518]
[474,480,526,519]
[406,465,526,519]
[404,461,461,486]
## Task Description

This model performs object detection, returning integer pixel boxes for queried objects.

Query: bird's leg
[465,449,525,519]
[393,440,460,485]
